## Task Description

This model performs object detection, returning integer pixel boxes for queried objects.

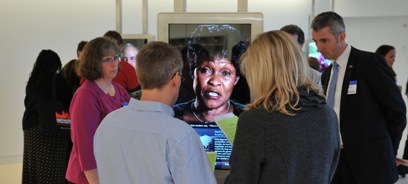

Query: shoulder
[55,74,69,87]
[72,81,101,101]
[163,117,197,142]
[173,100,194,116]
[119,62,136,73]
[307,66,320,76]
[76,81,96,94]
[113,81,127,92]
[298,87,326,107]
[113,82,131,100]
[350,47,389,73]
[351,47,383,62]
[238,108,268,123]
[230,100,246,115]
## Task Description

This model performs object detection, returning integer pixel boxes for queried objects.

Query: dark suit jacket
[321,47,406,184]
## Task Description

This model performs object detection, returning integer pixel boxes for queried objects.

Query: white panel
[148,0,174,40]
[335,0,408,17]
[122,0,143,34]
[248,0,312,39]
[187,0,237,12]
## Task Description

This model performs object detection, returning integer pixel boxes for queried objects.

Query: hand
[396,158,406,166]
[84,169,99,184]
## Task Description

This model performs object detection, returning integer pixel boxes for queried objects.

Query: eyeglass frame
[102,55,121,63]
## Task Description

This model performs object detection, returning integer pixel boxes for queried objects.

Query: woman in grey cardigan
[225,30,340,184]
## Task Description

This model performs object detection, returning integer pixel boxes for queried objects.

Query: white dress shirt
[327,44,351,146]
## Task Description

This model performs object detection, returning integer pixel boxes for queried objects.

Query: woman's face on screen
[193,57,239,110]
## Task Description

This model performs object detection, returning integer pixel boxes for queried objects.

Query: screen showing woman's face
[193,57,239,109]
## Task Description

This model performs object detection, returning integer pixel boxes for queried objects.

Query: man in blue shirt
[94,41,216,184]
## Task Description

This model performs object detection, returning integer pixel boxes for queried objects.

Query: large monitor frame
[158,13,263,171]
[157,12,264,43]
[122,34,154,50]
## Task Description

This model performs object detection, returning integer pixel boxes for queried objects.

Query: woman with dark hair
[22,49,73,183]
[66,37,130,184]
[173,43,245,124]
[173,43,246,171]
[376,45,408,177]
[230,41,250,104]
[375,45,397,80]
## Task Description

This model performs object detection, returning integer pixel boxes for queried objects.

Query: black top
[225,87,340,184]
[22,74,73,130]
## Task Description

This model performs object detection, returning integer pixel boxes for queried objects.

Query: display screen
[122,38,147,50]
[308,41,332,73]
[190,123,232,170]
[169,24,251,59]
[170,23,252,170]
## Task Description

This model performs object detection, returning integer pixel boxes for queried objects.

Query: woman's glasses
[102,56,121,63]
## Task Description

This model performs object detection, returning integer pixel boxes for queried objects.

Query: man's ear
[338,32,346,43]
[234,76,240,86]
[172,73,180,87]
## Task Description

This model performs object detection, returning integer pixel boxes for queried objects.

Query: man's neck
[333,43,348,61]
[140,88,174,106]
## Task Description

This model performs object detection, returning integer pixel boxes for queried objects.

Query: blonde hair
[241,30,323,116]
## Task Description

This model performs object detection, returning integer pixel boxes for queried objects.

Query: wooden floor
[0,163,22,184]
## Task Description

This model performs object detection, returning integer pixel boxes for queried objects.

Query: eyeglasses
[122,57,136,62]
[172,71,185,82]
[102,56,121,63]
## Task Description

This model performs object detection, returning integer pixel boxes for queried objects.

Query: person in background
[103,30,140,95]
[280,24,322,87]
[376,45,408,177]
[22,49,73,183]
[375,44,397,81]
[175,44,201,104]
[94,41,216,184]
[308,57,321,71]
[404,81,408,178]
[62,40,88,93]
[121,43,139,69]
[230,41,251,104]
[312,11,406,184]
[225,30,340,184]
[66,37,130,184]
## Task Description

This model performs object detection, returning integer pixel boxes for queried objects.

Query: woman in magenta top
[66,37,130,184]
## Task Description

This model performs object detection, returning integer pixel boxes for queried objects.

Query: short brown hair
[136,41,183,89]
[307,57,320,71]
[103,30,123,46]
[76,37,119,80]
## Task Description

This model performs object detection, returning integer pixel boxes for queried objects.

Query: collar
[128,98,175,117]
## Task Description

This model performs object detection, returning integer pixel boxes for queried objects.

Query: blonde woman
[225,30,340,184]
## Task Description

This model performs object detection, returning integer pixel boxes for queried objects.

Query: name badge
[348,80,357,95]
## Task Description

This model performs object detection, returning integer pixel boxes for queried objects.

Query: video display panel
[307,40,332,73]
[158,13,263,170]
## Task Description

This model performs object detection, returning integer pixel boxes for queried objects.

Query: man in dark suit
[311,11,406,184]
